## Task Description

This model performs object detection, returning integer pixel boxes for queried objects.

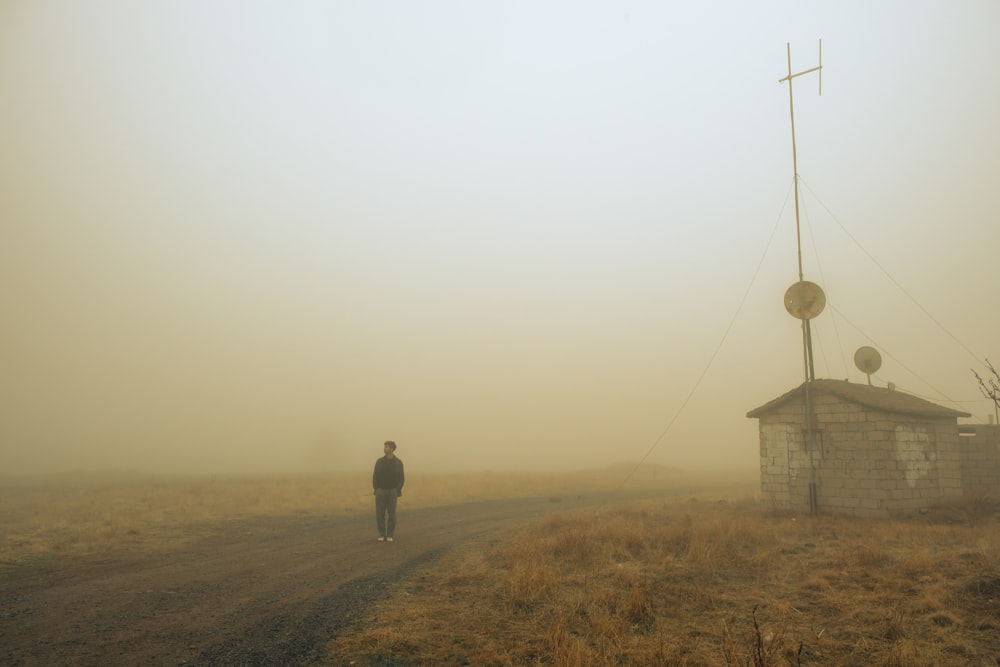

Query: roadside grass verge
[325,496,1000,666]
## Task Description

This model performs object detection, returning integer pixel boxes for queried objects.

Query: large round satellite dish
[854,346,882,375]
[784,280,826,320]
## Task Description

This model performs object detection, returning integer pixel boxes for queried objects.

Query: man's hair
[384,440,397,451]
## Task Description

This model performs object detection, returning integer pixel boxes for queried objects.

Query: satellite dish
[784,281,826,320]
[854,346,882,385]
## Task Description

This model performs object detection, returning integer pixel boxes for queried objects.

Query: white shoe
[378,536,385,542]
[387,537,394,542]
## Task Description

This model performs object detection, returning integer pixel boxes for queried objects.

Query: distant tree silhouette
[972,358,1000,424]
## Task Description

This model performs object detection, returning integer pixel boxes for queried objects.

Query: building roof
[746,379,971,419]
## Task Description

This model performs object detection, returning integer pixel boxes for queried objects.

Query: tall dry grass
[0,465,724,563]
[0,472,366,562]
[327,496,1000,666]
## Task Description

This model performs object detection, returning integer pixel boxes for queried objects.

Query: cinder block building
[746,379,999,518]
[957,423,1000,498]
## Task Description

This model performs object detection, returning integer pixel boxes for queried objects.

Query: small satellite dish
[784,280,826,320]
[854,346,882,385]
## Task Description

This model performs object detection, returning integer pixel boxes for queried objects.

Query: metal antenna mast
[779,39,823,383]
[778,40,825,514]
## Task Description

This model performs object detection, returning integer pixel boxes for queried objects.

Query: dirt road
[1,488,683,666]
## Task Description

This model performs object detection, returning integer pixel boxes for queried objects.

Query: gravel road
[1,487,687,666]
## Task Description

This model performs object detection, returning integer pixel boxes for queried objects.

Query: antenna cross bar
[779,64,822,85]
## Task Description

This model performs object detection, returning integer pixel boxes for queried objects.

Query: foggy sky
[2,1,998,475]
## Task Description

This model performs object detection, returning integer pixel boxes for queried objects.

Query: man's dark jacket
[373,456,405,495]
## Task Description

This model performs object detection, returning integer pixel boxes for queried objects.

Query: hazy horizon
[2,2,998,476]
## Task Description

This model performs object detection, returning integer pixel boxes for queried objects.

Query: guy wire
[615,183,794,490]
[799,176,985,368]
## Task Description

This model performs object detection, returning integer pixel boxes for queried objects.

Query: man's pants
[375,488,398,538]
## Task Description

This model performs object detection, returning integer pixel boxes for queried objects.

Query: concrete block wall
[958,424,1000,497]
[758,418,794,510]
[757,400,824,513]
[815,401,948,517]
[756,394,977,518]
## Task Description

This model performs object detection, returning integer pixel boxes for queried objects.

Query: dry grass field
[325,490,1000,666]
[3,467,999,666]
[0,464,715,564]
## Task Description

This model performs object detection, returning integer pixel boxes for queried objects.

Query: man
[372,440,404,542]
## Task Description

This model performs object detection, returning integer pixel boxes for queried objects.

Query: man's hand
[397,490,402,497]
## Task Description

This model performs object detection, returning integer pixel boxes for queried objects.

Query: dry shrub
[720,606,793,667]
[500,554,560,611]
[849,544,894,570]
[536,515,610,567]
[679,505,779,575]
[972,532,1000,569]
[876,637,949,667]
